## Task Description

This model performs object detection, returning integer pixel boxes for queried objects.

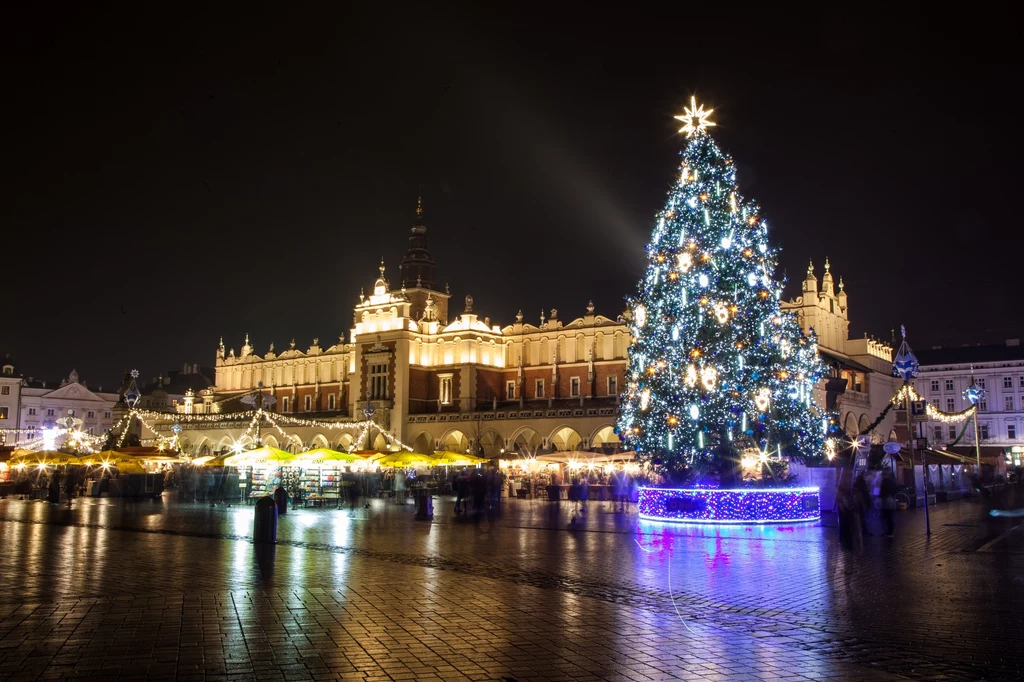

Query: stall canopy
[9,451,89,467]
[535,451,636,465]
[223,445,295,467]
[432,451,488,466]
[371,452,439,467]
[296,448,367,465]
[91,451,148,473]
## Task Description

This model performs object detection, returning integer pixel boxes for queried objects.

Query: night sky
[6,6,1020,387]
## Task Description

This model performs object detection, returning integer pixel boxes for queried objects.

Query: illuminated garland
[105,406,414,454]
[857,402,894,437]
[890,384,976,423]
[132,408,257,423]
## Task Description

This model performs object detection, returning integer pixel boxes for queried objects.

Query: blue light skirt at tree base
[637,486,821,524]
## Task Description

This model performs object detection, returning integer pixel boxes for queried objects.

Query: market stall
[222,445,296,503]
[295,448,368,507]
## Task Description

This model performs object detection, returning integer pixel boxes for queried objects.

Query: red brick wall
[407,368,461,414]
[594,363,626,397]
[408,368,432,413]
[476,369,505,403]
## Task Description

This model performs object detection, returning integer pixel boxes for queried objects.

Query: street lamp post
[964,370,985,473]
[892,326,927,535]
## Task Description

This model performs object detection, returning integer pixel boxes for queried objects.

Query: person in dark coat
[64,468,76,507]
[454,471,469,515]
[836,481,862,572]
[853,472,872,536]
[471,470,486,515]
[48,470,62,505]
[879,470,898,537]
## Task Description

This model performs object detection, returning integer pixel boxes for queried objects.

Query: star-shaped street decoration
[130,369,139,379]
[674,96,716,138]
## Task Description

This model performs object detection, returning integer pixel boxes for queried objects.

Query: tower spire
[400,195,437,291]
[803,259,818,294]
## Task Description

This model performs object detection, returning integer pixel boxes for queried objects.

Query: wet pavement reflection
[0,493,1020,681]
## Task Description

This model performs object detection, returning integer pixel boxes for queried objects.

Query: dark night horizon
[5,6,1020,387]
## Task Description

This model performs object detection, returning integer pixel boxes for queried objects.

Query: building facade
[0,363,119,445]
[154,205,629,457]
[915,340,1024,465]
[781,259,899,441]
[145,210,897,456]
[0,358,22,442]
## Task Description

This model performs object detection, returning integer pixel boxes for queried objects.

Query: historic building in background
[0,358,22,442]
[781,259,899,441]
[915,339,1024,467]
[0,359,119,445]
[158,203,630,457]
[137,207,898,456]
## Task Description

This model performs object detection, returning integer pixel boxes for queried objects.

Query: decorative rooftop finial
[516,309,523,323]
[807,258,814,274]
[824,257,831,272]
[464,295,474,313]
[586,300,595,315]
[244,332,250,344]
[416,195,423,216]
[379,258,385,277]
[838,277,845,292]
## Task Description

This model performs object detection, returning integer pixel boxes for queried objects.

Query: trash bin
[414,489,433,521]
[273,486,288,515]
[253,496,278,544]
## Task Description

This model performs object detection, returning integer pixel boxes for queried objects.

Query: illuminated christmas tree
[617,98,831,482]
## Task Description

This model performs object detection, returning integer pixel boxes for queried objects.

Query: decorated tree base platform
[637,486,820,524]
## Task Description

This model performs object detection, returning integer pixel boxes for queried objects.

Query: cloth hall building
[160,206,631,458]
[146,206,898,457]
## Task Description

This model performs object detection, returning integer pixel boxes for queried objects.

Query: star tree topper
[674,95,716,138]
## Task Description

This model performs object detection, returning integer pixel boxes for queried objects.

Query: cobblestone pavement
[0,491,1021,681]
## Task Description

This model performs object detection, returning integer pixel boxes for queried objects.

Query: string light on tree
[617,96,829,480]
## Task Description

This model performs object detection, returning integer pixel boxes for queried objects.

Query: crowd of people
[452,467,503,515]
